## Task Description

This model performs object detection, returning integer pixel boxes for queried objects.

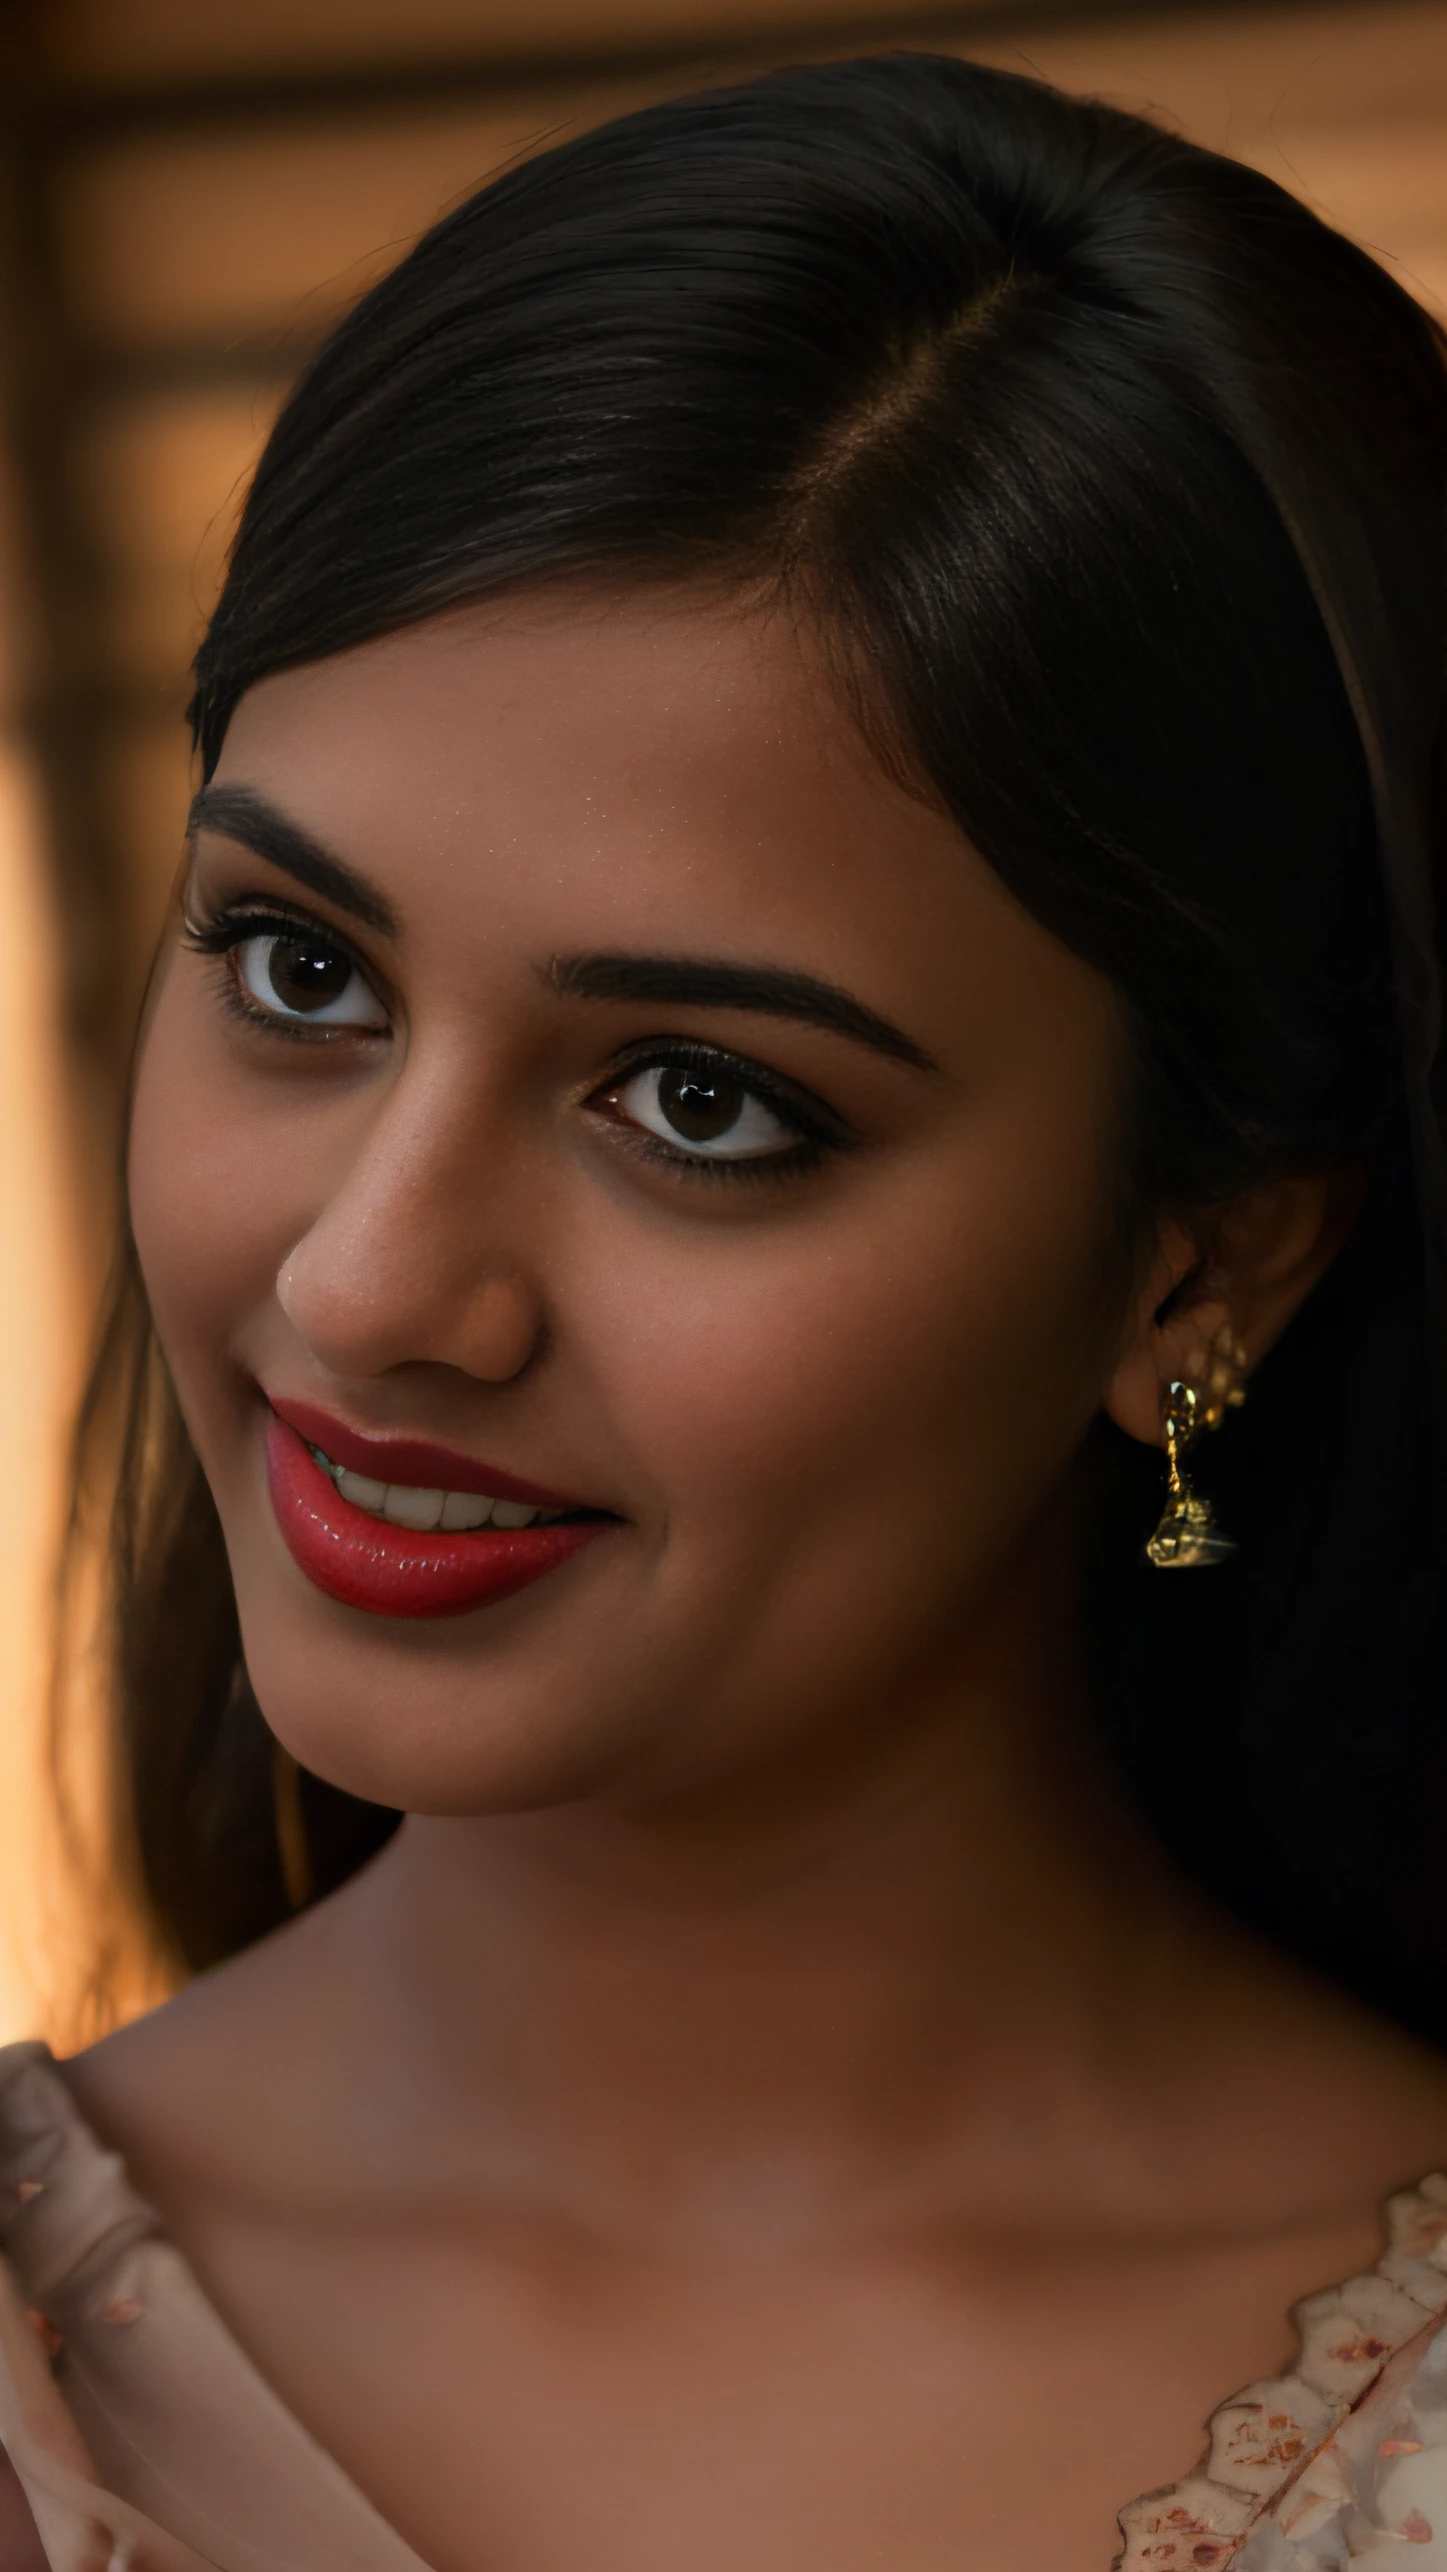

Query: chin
[236,1594,668,1818]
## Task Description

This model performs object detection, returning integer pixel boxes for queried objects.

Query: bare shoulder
[58,1894,358,2216]
[1165,1933,1447,2244]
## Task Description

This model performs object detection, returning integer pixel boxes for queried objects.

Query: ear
[1104,1164,1366,1450]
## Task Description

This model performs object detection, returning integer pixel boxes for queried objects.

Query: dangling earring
[1145,1324,1247,1569]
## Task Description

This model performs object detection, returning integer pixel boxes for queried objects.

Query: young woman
[1,49,1444,2572]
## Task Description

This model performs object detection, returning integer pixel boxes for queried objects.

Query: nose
[275,1062,544,1386]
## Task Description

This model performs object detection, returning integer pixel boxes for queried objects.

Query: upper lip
[268,1397,600,1511]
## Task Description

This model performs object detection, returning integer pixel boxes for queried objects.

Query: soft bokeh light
[0,736,83,2041]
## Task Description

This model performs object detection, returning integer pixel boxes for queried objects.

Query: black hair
[72,54,1447,2033]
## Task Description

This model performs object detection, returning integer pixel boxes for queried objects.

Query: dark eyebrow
[186,793,933,1068]
[546,952,937,1071]
[187,784,398,938]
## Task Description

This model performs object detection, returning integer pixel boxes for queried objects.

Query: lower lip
[265,1417,609,1619]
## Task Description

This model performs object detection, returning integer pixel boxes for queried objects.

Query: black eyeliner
[183,903,849,1172]
[594,1034,854,1182]
[600,1033,852,1152]
[181,895,391,1044]
[181,894,367,967]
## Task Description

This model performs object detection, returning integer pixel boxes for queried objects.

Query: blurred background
[2,0,1445,2042]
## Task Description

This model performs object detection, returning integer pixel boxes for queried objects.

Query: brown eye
[612,1062,794,1159]
[269,938,350,1010]
[658,1068,744,1142]
[236,931,386,1028]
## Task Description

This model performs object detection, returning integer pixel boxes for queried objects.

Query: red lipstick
[264,1411,610,1620]
[270,1399,579,1508]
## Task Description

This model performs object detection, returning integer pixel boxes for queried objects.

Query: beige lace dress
[5,2037,1447,2572]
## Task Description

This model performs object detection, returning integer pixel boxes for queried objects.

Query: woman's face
[131,592,1133,1815]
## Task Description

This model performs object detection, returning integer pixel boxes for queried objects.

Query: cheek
[128,978,300,1435]
[574,1109,1119,1626]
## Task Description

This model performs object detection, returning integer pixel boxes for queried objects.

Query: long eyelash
[181,898,345,959]
[601,1038,849,1184]
[183,914,840,1169]
[180,899,387,1045]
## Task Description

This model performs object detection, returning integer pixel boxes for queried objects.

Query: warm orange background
[4,0,1445,2039]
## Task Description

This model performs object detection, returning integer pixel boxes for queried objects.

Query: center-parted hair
[77,56,1447,2029]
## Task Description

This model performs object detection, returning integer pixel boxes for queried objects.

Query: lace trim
[1115,2173,1447,2569]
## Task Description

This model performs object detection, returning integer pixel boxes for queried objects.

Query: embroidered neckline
[1115,2172,1447,2568]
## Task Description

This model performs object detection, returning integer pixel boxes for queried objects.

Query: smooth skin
[68,588,1447,2572]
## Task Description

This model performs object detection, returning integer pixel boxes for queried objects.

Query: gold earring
[1145,1325,1247,1569]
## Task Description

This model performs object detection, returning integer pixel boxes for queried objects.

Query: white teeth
[315,1446,561,1532]
[381,1485,446,1531]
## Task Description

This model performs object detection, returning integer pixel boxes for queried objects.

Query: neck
[327,1525,1225,2242]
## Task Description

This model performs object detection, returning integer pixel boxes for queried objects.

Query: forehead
[218,588,916,877]
[210,586,1111,1076]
